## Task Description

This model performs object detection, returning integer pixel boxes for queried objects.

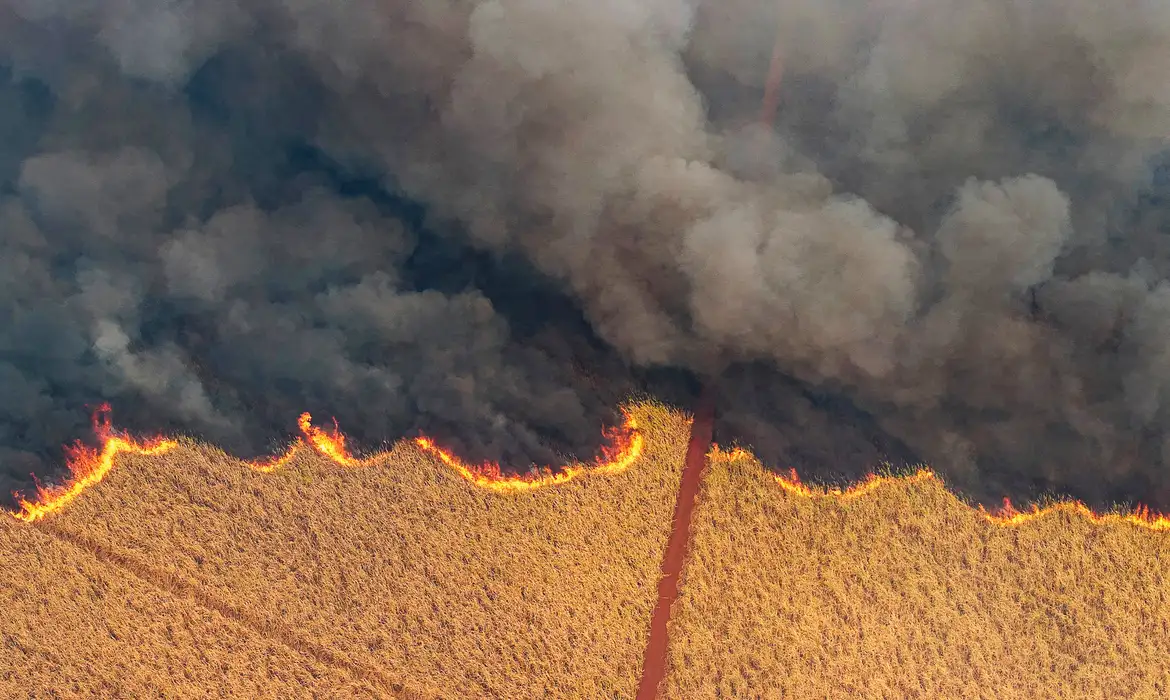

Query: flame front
[710,447,1170,532]
[9,407,644,521]
[15,410,1168,530]
[10,405,178,523]
[978,496,1170,530]
[244,440,304,474]
[294,412,387,468]
[414,416,644,493]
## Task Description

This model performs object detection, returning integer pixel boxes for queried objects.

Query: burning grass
[1,402,689,698]
[662,449,1170,699]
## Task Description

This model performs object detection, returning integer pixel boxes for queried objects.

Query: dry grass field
[5,401,1170,698]
[662,450,1170,699]
[1,403,691,699]
[0,514,381,697]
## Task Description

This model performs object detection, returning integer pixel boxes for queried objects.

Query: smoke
[3,0,1170,511]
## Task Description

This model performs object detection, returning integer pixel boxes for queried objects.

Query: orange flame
[243,441,304,474]
[9,405,178,523]
[9,408,644,522]
[414,417,644,493]
[710,447,1170,532]
[294,412,385,468]
[978,496,1170,531]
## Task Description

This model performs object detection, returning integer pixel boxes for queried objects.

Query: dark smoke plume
[3,0,1170,513]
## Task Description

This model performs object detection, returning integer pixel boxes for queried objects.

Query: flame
[9,405,178,523]
[414,416,644,493]
[243,441,304,474]
[9,407,644,522]
[295,412,386,468]
[978,496,1170,531]
[23,408,1166,531]
[710,447,1170,531]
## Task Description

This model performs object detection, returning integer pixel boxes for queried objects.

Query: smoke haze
[3,0,1170,511]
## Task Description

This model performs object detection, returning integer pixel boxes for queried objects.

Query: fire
[9,405,178,523]
[257,411,645,489]
[414,417,644,493]
[978,496,1170,531]
[295,412,389,468]
[243,441,304,474]
[9,407,644,522]
[710,447,1170,532]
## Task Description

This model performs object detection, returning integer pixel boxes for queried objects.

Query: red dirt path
[635,389,716,700]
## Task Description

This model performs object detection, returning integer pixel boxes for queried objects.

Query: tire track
[36,523,436,699]
[636,389,716,700]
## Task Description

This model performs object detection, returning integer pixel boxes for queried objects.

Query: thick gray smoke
[3,0,1170,510]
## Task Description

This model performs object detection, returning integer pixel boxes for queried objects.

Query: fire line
[710,448,1170,531]
[7,404,644,523]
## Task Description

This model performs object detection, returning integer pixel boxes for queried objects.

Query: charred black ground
[4,2,1170,515]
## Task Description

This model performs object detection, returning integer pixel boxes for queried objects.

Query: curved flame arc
[8,408,644,522]
[10,405,179,523]
[710,447,1170,531]
[414,417,644,493]
[243,440,304,474]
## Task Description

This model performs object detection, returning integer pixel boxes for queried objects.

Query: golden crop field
[0,514,382,697]
[663,450,1170,699]
[3,401,1169,699]
[1,403,691,699]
